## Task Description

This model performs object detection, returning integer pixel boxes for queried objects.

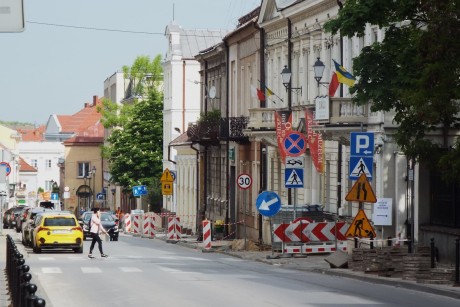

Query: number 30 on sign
[237,174,252,190]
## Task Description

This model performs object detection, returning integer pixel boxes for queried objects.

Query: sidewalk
[155,232,460,301]
[0,233,11,307]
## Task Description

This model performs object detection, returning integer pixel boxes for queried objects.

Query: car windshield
[44,217,76,227]
[101,214,114,222]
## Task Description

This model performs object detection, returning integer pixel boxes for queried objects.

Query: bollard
[430,238,436,268]
[369,233,374,250]
[13,258,25,305]
[456,238,459,285]
[387,236,392,247]
[20,272,32,307]
[26,284,38,307]
[19,266,30,307]
[34,298,46,307]
[354,237,358,248]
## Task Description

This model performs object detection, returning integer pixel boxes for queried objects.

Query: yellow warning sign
[160,168,174,182]
[162,182,173,195]
[345,173,377,203]
[345,209,376,238]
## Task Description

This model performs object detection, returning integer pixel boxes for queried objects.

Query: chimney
[93,95,98,106]
[84,103,90,108]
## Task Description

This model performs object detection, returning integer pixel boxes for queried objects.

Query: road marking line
[41,267,62,274]
[38,257,55,261]
[119,267,142,273]
[81,267,102,273]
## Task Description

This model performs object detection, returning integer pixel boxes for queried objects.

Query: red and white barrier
[142,213,155,239]
[283,241,347,254]
[202,220,211,250]
[123,214,131,234]
[273,221,348,243]
[167,217,181,240]
[131,214,141,236]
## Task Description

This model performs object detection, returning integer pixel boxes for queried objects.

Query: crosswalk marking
[119,267,142,273]
[38,257,55,261]
[41,267,62,274]
[81,267,102,273]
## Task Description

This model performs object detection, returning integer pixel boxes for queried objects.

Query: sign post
[283,132,307,219]
[237,174,252,250]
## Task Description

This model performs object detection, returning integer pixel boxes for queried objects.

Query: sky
[1,0,261,125]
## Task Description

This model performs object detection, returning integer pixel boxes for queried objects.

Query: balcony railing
[187,116,250,144]
[329,97,368,124]
[246,108,277,130]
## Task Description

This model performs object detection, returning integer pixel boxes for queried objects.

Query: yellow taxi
[31,212,83,253]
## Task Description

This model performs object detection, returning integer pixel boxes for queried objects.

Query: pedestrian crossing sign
[285,168,304,188]
[345,209,376,238]
[349,156,373,180]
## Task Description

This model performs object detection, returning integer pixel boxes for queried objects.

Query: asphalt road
[12,232,460,307]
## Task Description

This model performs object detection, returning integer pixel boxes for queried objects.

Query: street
[4,230,458,307]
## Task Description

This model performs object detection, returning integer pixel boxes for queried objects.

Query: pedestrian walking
[88,208,109,259]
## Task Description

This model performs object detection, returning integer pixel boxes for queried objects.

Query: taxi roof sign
[345,209,376,238]
[160,168,174,182]
[345,173,377,203]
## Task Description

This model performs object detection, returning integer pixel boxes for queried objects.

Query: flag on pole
[329,72,339,97]
[266,86,274,97]
[256,88,265,101]
[333,60,356,87]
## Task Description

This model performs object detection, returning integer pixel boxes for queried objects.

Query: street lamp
[281,65,302,94]
[91,166,96,208]
[313,57,329,87]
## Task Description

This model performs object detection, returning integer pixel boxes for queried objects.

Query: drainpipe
[259,25,266,244]
[224,40,230,237]
[190,143,200,234]
[182,61,186,133]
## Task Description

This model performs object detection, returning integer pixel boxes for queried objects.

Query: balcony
[220,117,250,143]
[188,116,250,144]
[329,97,368,124]
[246,108,277,130]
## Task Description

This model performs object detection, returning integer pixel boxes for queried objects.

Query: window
[78,162,90,178]
[45,159,52,169]
[31,159,38,168]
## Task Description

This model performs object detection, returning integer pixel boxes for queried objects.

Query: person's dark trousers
[89,233,104,254]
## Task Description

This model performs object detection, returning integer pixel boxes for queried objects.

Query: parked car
[3,207,14,229]
[4,206,29,230]
[79,211,119,241]
[21,207,54,247]
[31,212,83,253]
[15,206,31,233]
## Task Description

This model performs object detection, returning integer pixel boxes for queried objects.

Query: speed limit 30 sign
[237,174,252,190]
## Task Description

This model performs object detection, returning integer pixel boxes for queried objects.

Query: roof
[165,22,228,60]
[56,96,103,138]
[17,125,46,142]
[170,131,191,146]
[18,157,37,173]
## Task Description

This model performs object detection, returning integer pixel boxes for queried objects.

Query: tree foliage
[100,55,164,191]
[324,1,460,180]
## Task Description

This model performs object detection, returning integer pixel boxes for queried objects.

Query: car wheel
[73,246,83,253]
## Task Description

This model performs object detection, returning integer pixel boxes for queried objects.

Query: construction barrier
[283,241,347,255]
[167,216,181,241]
[142,213,155,239]
[202,220,212,250]
[131,214,142,236]
[123,214,131,234]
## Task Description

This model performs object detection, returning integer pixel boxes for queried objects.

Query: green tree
[101,55,164,191]
[325,1,460,180]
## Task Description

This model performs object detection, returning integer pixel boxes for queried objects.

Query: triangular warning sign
[345,209,376,238]
[345,173,377,203]
[350,157,372,178]
[287,169,303,185]
[160,168,174,182]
